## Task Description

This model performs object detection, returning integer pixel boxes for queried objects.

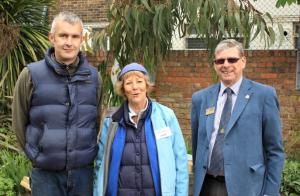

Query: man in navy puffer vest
[12,11,102,196]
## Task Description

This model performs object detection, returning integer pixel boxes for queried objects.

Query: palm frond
[0,0,54,99]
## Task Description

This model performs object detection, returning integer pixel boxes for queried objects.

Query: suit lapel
[206,84,220,140]
[225,78,253,136]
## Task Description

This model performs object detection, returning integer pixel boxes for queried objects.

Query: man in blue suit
[191,39,284,196]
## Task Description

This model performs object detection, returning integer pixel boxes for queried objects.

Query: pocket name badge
[155,127,172,140]
[205,107,215,115]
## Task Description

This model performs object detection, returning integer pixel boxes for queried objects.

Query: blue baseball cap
[118,63,148,80]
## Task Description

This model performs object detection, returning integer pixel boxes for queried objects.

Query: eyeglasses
[214,57,240,65]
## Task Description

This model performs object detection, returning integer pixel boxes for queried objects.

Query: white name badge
[155,127,172,140]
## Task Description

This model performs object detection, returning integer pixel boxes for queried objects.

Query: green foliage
[0,127,20,152]
[180,0,280,53]
[93,0,178,76]
[0,174,15,196]
[98,61,122,107]
[0,96,20,152]
[93,0,281,77]
[284,124,300,162]
[280,159,300,195]
[0,150,31,195]
[275,0,300,7]
[0,0,54,99]
[0,96,12,128]
[184,135,192,155]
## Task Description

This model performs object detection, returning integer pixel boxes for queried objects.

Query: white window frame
[82,22,109,51]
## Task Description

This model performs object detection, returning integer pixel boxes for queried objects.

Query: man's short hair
[50,11,83,33]
[215,39,244,57]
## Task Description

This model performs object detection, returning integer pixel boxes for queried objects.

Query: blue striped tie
[208,87,233,176]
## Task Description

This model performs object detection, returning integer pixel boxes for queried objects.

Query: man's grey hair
[50,11,83,33]
[214,39,244,57]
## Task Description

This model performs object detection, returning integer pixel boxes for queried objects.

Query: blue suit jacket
[191,78,284,196]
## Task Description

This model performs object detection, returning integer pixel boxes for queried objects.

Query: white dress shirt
[128,99,149,128]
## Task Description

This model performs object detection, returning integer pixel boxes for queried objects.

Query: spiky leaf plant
[0,0,54,100]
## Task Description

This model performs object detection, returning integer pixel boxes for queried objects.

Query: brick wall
[155,50,300,144]
[155,51,215,135]
[48,1,300,149]
[48,0,108,23]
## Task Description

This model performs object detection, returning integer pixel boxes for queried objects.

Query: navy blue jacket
[25,48,99,170]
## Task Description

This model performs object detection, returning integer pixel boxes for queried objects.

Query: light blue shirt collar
[220,77,243,96]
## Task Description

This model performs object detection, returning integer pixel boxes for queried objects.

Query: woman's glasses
[214,57,240,65]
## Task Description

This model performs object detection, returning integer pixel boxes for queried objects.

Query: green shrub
[0,127,20,152]
[184,135,192,155]
[283,124,300,162]
[280,159,300,196]
[0,174,14,196]
[0,150,31,195]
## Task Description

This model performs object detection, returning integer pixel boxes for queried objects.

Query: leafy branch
[94,0,283,74]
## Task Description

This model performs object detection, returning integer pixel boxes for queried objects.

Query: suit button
[203,166,207,169]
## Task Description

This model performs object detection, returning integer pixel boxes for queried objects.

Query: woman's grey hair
[50,11,83,33]
[115,71,154,98]
[214,39,244,57]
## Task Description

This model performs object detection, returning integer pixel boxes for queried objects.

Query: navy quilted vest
[118,103,155,196]
[25,48,99,170]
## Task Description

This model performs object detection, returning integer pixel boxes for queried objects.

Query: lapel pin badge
[220,128,225,134]
[245,94,250,99]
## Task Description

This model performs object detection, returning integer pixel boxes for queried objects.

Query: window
[185,37,244,50]
[82,22,109,51]
[186,38,207,49]
[184,28,207,49]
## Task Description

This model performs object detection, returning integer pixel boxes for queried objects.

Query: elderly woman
[93,63,188,196]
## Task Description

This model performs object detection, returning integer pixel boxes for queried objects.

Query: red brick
[260,73,278,79]
[49,3,300,149]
